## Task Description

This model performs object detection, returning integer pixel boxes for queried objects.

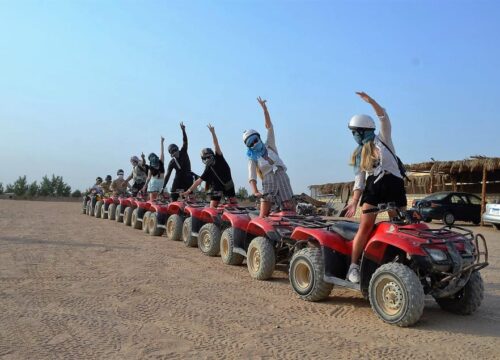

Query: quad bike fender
[291,227,352,255]
[246,218,277,238]
[364,235,427,264]
[221,212,251,232]
[200,207,219,224]
[168,202,184,215]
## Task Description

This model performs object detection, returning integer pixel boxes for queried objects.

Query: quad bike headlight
[426,248,448,262]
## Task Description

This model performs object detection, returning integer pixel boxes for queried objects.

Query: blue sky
[1,0,499,193]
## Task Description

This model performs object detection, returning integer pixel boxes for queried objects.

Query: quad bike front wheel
[142,211,152,233]
[166,214,183,241]
[289,247,333,302]
[368,262,425,327]
[115,205,123,223]
[148,213,166,236]
[220,227,244,265]
[94,201,102,218]
[198,223,221,257]
[123,207,132,226]
[108,204,116,221]
[247,237,275,280]
[434,271,484,315]
[443,212,455,226]
[182,217,197,247]
[131,208,142,229]
[101,204,108,219]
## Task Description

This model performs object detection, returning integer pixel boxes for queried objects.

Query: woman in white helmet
[344,92,407,283]
[243,97,294,218]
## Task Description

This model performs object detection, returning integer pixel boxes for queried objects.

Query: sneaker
[347,264,360,283]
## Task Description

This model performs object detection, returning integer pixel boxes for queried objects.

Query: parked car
[482,199,500,230]
[412,191,482,225]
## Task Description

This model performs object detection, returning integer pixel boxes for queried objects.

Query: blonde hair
[350,141,378,171]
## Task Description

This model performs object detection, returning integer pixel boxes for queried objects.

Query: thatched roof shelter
[407,156,500,174]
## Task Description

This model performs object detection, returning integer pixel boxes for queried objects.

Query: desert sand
[0,200,499,359]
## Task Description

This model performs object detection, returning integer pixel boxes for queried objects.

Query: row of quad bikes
[83,192,489,327]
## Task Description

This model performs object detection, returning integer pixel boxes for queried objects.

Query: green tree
[39,175,54,196]
[52,175,71,197]
[0,182,3,194]
[236,186,249,200]
[71,190,82,198]
[5,183,14,193]
[13,176,29,196]
[28,181,40,197]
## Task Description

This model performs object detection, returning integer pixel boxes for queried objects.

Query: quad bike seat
[329,221,360,241]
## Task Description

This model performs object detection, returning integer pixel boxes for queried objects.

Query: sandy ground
[0,200,499,360]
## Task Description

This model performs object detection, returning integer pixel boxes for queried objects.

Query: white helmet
[243,129,260,144]
[348,114,376,130]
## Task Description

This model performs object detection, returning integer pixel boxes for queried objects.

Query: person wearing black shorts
[182,124,236,208]
[343,92,407,283]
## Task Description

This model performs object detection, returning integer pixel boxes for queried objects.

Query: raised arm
[180,122,188,151]
[356,91,393,149]
[257,96,272,129]
[207,124,222,155]
[160,136,165,163]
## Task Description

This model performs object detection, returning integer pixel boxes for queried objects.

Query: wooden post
[451,176,457,192]
[481,165,487,226]
[429,172,434,194]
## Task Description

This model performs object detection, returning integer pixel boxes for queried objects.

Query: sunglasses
[351,129,366,136]
[202,156,213,161]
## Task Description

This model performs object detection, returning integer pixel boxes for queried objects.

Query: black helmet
[96,176,103,183]
[105,175,112,182]
[168,144,179,155]
[148,153,160,168]
[201,148,215,166]
[117,169,124,176]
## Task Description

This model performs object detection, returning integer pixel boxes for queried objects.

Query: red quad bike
[190,193,249,256]
[166,193,208,242]
[84,190,102,216]
[130,198,152,230]
[95,196,118,219]
[122,195,144,226]
[142,195,171,236]
[287,203,489,327]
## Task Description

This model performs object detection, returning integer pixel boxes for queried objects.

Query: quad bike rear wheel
[182,217,197,247]
[434,271,484,315]
[94,201,102,218]
[198,223,221,257]
[220,227,244,265]
[148,213,165,236]
[115,205,123,223]
[166,214,183,241]
[101,203,108,219]
[368,262,424,327]
[131,208,142,229]
[82,199,87,214]
[108,204,116,221]
[142,211,152,233]
[443,211,455,226]
[123,207,132,226]
[289,247,333,301]
[247,237,275,280]
[86,200,91,215]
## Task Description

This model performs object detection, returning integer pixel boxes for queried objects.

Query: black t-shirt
[166,146,191,181]
[150,160,165,178]
[200,153,233,190]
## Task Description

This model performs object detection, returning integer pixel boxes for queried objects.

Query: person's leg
[275,169,294,211]
[150,192,158,201]
[347,203,377,283]
[210,200,219,208]
[259,198,271,217]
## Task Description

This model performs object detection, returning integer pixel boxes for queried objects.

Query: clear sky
[1,0,499,193]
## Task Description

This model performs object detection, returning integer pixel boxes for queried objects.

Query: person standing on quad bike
[162,122,195,201]
[111,169,128,197]
[125,154,148,196]
[142,136,165,201]
[243,97,294,218]
[101,175,112,195]
[182,124,237,208]
[344,92,407,283]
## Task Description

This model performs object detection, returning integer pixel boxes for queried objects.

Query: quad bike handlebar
[362,202,422,225]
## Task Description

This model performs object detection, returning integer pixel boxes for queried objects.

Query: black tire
[94,201,102,218]
[220,228,244,265]
[82,198,87,214]
[123,207,132,226]
[247,237,275,280]
[435,271,484,315]
[443,212,455,226]
[198,223,221,257]
[368,262,424,327]
[472,218,480,225]
[115,204,124,223]
[289,247,333,302]
[101,204,108,219]
[148,213,165,236]
[142,211,152,233]
[88,200,95,217]
[182,217,197,247]
[108,203,116,221]
[494,223,500,231]
[131,208,142,229]
[166,214,183,241]
[424,217,432,223]
[86,200,91,215]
